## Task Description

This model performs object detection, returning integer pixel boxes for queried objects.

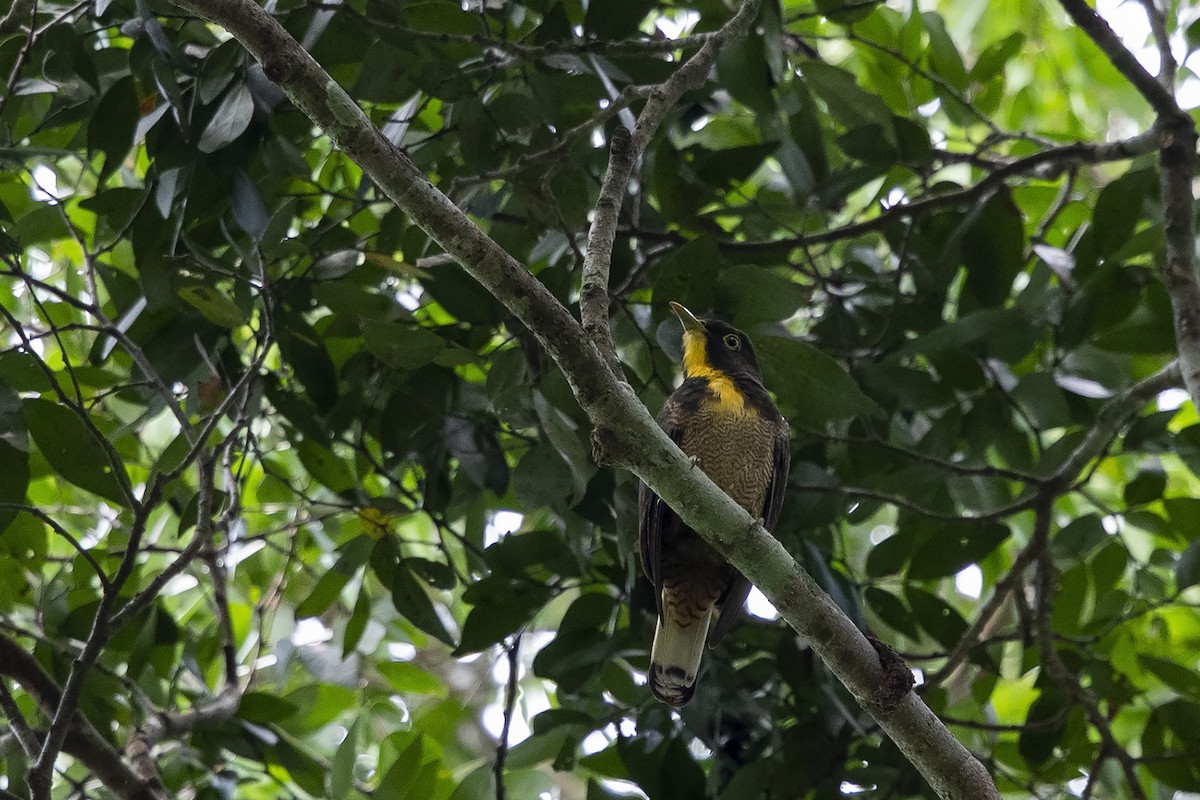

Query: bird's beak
[669,301,705,334]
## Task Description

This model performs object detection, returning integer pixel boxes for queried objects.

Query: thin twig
[616,130,1161,254]
[494,634,521,800]
[0,679,39,757]
[1137,0,1175,89]
[926,537,1039,687]
[1032,496,1147,800]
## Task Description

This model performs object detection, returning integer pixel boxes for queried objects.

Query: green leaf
[898,308,1032,358]
[1092,168,1156,259]
[377,661,447,697]
[1051,563,1088,634]
[1018,690,1067,767]
[971,33,1025,83]
[1125,464,1167,506]
[239,691,300,723]
[962,190,1024,307]
[391,560,455,646]
[659,735,706,800]
[177,284,248,328]
[283,683,357,731]
[717,35,774,114]
[329,718,358,800]
[907,522,1010,580]
[583,0,654,40]
[653,238,723,313]
[755,336,882,428]
[1163,497,1200,542]
[866,529,915,577]
[343,585,370,657]
[0,381,30,533]
[801,61,896,136]
[448,765,496,800]
[377,734,427,797]
[1143,700,1200,790]
[532,391,593,502]
[864,587,920,638]
[296,439,357,495]
[455,584,551,655]
[1052,514,1108,561]
[276,312,339,413]
[198,83,254,153]
[922,12,968,91]
[1139,655,1200,701]
[364,321,446,371]
[716,266,808,326]
[295,536,373,618]
[23,399,130,508]
[1178,540,1200,590]
[86,76,138,178]
[906,587,968,649]
[506,726,579,770]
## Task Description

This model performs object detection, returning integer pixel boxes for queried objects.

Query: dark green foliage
[0,0,1193,798]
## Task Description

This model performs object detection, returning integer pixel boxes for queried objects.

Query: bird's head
[669,301,763,382]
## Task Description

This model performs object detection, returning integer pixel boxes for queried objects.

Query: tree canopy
[2,0,1200,798]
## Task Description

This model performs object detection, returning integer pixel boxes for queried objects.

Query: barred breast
[679,405,778,515]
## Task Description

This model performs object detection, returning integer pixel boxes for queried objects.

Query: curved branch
[164,2,997,797]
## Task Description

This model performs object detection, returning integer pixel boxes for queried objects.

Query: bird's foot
[866,633,914,713]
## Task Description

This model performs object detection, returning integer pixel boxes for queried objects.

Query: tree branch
[1057,0,1200,410]
[724,130,1163,252]
[581,123,634,374]
[0,0,34,39]
[0,677,39,757]
[165,2,997,797]
[1031,497,1147,800]
[579,0,759,366]
[0,634,166,800]
[1057,0,1180,119]
[493,634,521,800]
[1137,0,1176,89]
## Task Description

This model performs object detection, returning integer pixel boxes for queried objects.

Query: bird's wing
[709,421,790,646]
[638,401,686,615]
[763,420,791,532]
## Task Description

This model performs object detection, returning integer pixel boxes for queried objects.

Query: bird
[638,302,791,707]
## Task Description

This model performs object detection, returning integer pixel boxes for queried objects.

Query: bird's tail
[649,604,713,707]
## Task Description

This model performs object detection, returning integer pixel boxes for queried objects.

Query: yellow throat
[681,329,746,414]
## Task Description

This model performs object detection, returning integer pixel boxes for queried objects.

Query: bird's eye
[723,334,740,350]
